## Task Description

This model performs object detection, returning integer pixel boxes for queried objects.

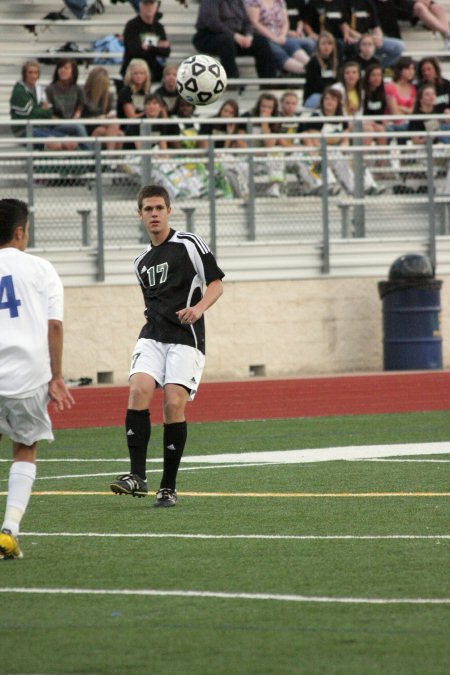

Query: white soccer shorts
[0,384,54,446]
[129,338,206,401]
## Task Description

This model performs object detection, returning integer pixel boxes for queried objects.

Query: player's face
[139,196,171,244]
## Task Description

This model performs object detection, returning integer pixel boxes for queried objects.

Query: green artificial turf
[0,411,449,674]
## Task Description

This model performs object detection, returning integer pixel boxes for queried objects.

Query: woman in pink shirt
[385,56,417,132]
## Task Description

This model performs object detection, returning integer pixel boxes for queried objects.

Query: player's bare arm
[176,278,223,324]
[48,319,75,411]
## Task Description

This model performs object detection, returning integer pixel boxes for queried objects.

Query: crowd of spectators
[8,0,450,197]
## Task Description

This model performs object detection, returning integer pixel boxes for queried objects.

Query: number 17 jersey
[134,229,224,355]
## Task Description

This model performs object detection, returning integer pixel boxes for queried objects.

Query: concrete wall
[63,275,450,384]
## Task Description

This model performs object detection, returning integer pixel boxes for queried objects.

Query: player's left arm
[177,278,223,325]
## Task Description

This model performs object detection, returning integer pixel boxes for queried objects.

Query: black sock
[125,409,150,480]
[160,421,187,491]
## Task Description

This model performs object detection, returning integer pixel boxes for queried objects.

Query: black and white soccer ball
[176,54,227,106]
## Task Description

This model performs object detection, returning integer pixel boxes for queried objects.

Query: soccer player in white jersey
[110,184,224,507]
[0,199,74,559]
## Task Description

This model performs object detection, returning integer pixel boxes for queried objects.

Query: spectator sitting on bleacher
[117,58,152,145]
[120,0,171,84]
[242,92,285,198]
[407,81,450,195]
[373,0,403,38]
[82,66,124,150]
[61,0,104,20]
[362,63,389,146]
[375,0,450,46]
[417,57,450,113]
[409,83,450,144]
[244,0,310,75]
[45,59,90,149]
[344,0,404,69]
[332,60,386,146]
[154,64,179,114]
[384,55,417,132]
[332,61,364,114]
[363,63,387,114]
[199,98,249,198]
[277,89,340,194]
[304,0,347,61]
[285,0,318,54]
[354,34,381,77]
[118,92,168,176]
[159,96,232,199]
[302,86,385,194]
[192,0,278,81]
[140,92,168,147]
[399,0,450,48]
[303,31,341,109]
[10,60,79,150]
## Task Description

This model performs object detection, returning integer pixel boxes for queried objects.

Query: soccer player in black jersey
[110,185,224,507]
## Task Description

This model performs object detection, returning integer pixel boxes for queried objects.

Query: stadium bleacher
[1,0,450,121]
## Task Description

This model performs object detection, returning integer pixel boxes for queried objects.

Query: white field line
[0,440,449,465]
[21,532,450,540]
[28,463,274,481]
[360,459,450,463]
[0,587,449,605]
[0,442,448,484]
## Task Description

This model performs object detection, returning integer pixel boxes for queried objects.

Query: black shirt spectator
[120,0,171,83]
[373,0,402,38]
[307,0,346,40]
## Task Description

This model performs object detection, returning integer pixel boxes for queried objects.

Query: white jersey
[0,248,64,397]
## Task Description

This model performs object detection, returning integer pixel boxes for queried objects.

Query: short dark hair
[0,199,28,245]
[52,58,79,85]
[144,93,164,105]
[137,185,171,210]
[393,56,415,82]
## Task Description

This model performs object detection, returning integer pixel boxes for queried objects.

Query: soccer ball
[176,54,227,106]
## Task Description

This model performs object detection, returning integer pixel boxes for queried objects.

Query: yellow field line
[0,491,448,498]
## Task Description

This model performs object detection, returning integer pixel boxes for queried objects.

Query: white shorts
[129,339,206,401]
[0,384,54,446]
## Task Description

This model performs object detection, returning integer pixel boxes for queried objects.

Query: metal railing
[1,114,449,279]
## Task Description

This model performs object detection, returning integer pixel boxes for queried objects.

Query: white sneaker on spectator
[266,183,281,198]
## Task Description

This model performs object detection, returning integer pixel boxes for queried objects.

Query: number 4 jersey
[134,229,224,355]
[0,248,64,397]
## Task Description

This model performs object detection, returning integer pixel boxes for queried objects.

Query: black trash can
[378,254,443,370]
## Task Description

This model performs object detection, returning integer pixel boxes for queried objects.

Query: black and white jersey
[134,229,224,354]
